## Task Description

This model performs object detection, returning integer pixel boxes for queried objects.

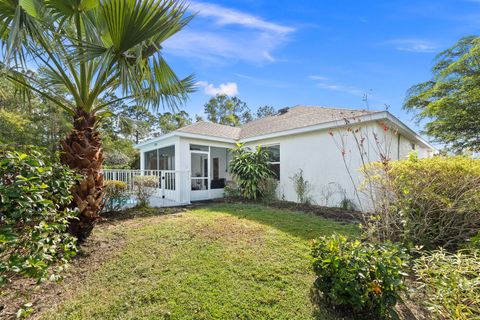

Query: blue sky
[162,0,480,136]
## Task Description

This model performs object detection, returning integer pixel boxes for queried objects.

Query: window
[264,144,280,180]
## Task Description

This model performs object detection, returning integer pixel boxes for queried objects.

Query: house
[127,106,434,209]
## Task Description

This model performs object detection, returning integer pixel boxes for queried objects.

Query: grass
[41,203,359,320]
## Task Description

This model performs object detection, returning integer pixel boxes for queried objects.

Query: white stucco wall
[244,120,432,211]
[136,118,432,209]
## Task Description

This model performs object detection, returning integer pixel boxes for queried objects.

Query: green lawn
[41,203,358,320]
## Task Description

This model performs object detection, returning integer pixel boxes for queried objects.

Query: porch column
[140,151,145,171]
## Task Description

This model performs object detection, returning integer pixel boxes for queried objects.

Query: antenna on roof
[278,107,289,115]
[362,92,370,110]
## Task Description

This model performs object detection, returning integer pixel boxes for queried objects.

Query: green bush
[224,181,242,200]
[133,175,158,207]
[258,177,278,204]
[413,249,480,319]
[103,180,130,212]
[311,235,409,318]
[229,143,273,200]
[363,155,480,250]
[0,148,78,287]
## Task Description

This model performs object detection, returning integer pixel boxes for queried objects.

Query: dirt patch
[0,228,125,320]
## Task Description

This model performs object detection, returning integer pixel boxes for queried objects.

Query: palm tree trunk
[61,109,104,241]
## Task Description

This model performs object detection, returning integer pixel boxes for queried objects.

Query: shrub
[229,143,273,200]
[224,181,242,200]
[339,196,357,211]
[413,249,480,319]
[103,180,129,212]
[290,169,313,204]
[133,175,158,207]
[363,155,480,250]
[0,148,78,286]
[258,177,278,204]
[311,234,409,318]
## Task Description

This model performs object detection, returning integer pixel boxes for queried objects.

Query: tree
[204,94,253,127]
[0,0,194,240]
[256,105,276,118]
[0,74,71,150]
[159,110,192,133]
[404,36,480,152]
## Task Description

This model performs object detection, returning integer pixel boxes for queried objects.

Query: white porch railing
[102,169,191,205]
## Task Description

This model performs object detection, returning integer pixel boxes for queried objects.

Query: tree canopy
[256,105,277,118]
[204,94,253,127]
[404,36,480,152]
[159,111,192,133]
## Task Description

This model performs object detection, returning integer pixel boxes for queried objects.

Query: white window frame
[262,144,280,180]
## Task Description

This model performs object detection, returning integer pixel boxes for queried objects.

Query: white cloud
[163,2,295,64]
[308,75,329,81]
[386,38,439,53]
[189,2,295,34]
[197,81,239,96]
[308,76,364,96]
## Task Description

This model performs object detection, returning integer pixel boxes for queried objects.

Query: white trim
[239,111,435,151]
[135,131,236,148]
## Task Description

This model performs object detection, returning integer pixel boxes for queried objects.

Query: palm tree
[0,0,195,240]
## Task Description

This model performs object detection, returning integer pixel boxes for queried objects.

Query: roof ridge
[290,105,380,112]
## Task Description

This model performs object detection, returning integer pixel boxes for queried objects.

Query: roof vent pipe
[278,107,289,115]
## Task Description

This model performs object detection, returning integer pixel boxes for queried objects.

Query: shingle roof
[174,106,379,140]
[176,121,242,139]
[239,106,377,139]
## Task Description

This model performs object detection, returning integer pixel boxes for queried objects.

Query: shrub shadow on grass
[100,206,188,223]
[201,202,359,241]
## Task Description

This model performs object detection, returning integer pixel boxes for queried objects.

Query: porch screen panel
[144,150,158,170]
[191,153,208,190]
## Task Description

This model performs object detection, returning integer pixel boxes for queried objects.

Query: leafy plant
[224,181,242,200]
[404,36,480,152]
[229,143,273,200]
[258,177,278,204]
[413,249,480,319]
[290,169,313,204]
[133,175,158,207]
[0,148,78,287]
[103,180,130,212]
[311,234,409,319]
[339,196,357,211]
[363,155,480,250]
